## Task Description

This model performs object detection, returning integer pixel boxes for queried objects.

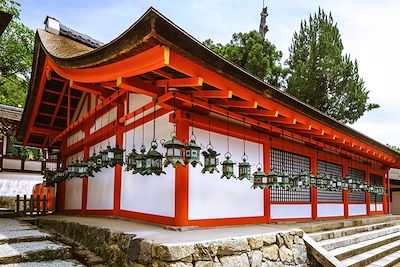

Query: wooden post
[36,194,40,215]
[30,195,34,214]
[343,161,349,218]
[43,195,47,214]
[16,194,20,213]
[23,195,27,215]
[310,149,318,219]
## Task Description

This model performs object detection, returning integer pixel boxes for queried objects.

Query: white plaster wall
[87,136,115,210]
[377,203,383,211]
[67,130,85,147]
[125,93,152,125]
[64,178,83,210]
[3,159,21,170]
[121,114,175,217]
[90,107,117,134]
[64,151,84,210]
[0,172,42,196]
[349,204,367,216]
[391,192,400,215]
[317,204,344,217]
[271,204,311,219]
[24,161,42,172]
[370,204,376,212]
[189,127,264,220]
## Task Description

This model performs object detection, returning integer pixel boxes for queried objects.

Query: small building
[17,8,400,227]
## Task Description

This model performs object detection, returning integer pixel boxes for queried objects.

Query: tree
[204,30,287,87]
[0,0,34,107]
[286,8,378,124]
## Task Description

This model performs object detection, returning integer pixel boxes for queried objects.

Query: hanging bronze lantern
[145,141,165,175]
[88,152,101,175]
[238,155,251,180]
[315,173,324,188]
[221,153,236,179]
[108,144,124,167]
[280,171,291,190]
[293,170,309,189]
[322,174,330,189]
[43,168,55,186]
[55,168,65,183]
[201,146,220,174]
[135,145,147,175]
[266,169,279,188]
[252,165,268,189]
[309,172,317,186]
[163,136,185,168]
[78,160,89,178]
[185,136,202,168]
[126,148,139,173]
[100,146,111,168]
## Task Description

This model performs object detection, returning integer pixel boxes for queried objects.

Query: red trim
[343,190,349,218]
[113,102,124,215]
[119,210,175,225]
[270,217,311,222]
[188,216,267,227]
[175,118,189,226]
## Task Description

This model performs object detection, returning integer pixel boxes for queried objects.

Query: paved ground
[0,218,83,266]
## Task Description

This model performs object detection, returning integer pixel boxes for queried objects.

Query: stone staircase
[306,215,400,267]
[0,218,84,266]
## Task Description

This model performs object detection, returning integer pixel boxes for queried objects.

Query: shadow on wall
[391,191,400,215]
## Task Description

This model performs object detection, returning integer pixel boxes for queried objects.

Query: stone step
[331,231,400,260]
[366,250,400,267]
[310,220,400,242]
[0,229,50,244]
[0,240,71,264]
[0,259,85,267]
[341,240,400,267]
[320,224,400,251]
[301,215,400,233]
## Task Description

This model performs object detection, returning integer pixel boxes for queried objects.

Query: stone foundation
[38,217,309,267]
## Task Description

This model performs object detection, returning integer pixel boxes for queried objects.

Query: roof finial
[259,0,269,38]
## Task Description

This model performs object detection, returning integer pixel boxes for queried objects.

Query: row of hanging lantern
[42,91,386,197]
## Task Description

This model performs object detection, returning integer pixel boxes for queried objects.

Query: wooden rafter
[117,77,164,97]
[192,90,233,99]
[69,81,113,100]
[209,99,258,108]
[155,77,203,88]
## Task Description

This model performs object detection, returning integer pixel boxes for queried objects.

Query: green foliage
[286,8,378,124]
[204,30,287,87]
[0,0,34,108]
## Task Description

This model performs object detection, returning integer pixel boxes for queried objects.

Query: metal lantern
[88,152,100,175]
[238,155,251,180]
[266,169,279,189]
[315,173,324,188]
[126,148,139,173]
[55,168,65,183]
[341,177,349,190]
[221,153,236,179]
[376,185,386,196]
[100,146,111,168]
[201,146,220,174]
[252,165,268,189]
[67,160,79,178]
[108,144,125,167]
[310,172,317,186]
[135,145,147,175]
[145,141,165,176]
[322,174,331,188]
[336,177,343,190]
[163,136,185,168]
[78,160,89,178]
[185,136,202,168]
[293,170,309,189]
[328,176,339,191]
[43,168,55,186]
[358,180,366,191]
[280,171,291,190]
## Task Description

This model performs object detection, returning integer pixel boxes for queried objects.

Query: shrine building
[17,8,400,227]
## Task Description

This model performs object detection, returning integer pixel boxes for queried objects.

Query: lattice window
[317,189,343,203]
[317,160,342,177]
[270,149,311,203]
[349,191,366,203]
[348,168,366,203]
[370,174,383,185]
[270,188,311,202]
[370,193,384,203]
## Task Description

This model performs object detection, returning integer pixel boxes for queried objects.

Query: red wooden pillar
[310,149,318,219]
[81,95,91,215]
[113,101,125,216]
[343,161,349,218]
[175,115,189,226]
[386,169,391,214]
[366,168,371,216]
[263,139,271,223]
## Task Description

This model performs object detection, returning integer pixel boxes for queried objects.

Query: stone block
[193,243,217,261]
[219,253,250,267]
[152,244,195,262]
[278,245,293,264]
[261,244,278,261]
[292,244,307,265]
[250,250,262,267]
[216,238,250,256]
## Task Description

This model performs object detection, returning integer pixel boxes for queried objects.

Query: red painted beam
[192,90,233,99]
[155,77,203,88]
[50,89,126,145]
[69,81,113,100]
[117,77,165,97]
[209,99,258,108]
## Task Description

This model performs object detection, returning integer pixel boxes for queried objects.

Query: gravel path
[0,230,49,241]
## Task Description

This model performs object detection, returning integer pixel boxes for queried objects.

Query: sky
[18,0,400,146]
